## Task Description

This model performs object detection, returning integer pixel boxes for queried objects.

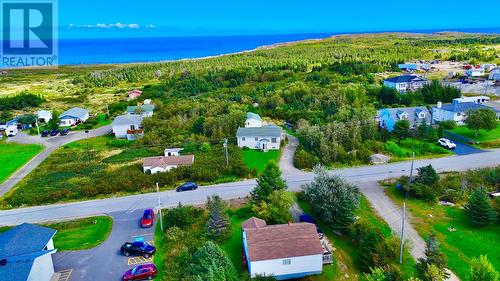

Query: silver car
[438,138,456,149]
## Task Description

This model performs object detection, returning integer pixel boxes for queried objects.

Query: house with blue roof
[127,104,155,118]
[383,75,428,92]
[432,101,500,124]
[59,107,90,126]
[0,223,57,281]
[377,107,431,132]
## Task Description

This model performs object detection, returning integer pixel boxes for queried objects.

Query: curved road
[0,125,111,197]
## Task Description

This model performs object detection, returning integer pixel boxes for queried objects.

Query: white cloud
[71,22,143,29]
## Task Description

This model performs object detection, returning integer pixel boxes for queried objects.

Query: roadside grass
[449,123,500,143]
[0,216,113,251]
[242,149,280,174]
[387,138,452,162]
[220,206,253,275]
[384,185,500,280]
[0,142,43,184]
[153,218,166,281]
[297,195,417,280]
[45,216,113,251]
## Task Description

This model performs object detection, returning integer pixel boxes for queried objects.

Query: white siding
[143,165,178,174]
[45,239,54,251]
[27,254,54,281]
[249,254,323,279]
[245,119,263,128]
[60,118,76,126]
[433,108,465,124]
[237,136,281,150]
[112,123,141,139]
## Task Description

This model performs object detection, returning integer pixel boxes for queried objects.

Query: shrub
[164,204,204,229]
[188,241,238,281]
[385,141,406,157]
[438,120,456,130]
[467,255,499,281]
[465,188,496,225]
[294,147,319,169]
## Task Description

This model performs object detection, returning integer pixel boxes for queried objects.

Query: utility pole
[35,118,42,147]
[399,149,415,264]
[223,138,229,166]
[156,182,163,232]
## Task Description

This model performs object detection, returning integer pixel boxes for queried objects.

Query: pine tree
[418,234,448,280]
[467,255,499,281]
[465,189,496,225]
[205,195,230,239]
[250,161,287,204]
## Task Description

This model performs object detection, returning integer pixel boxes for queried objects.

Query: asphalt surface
[0,126,111,197]
[54,210,156,281]
[451,141,485,155]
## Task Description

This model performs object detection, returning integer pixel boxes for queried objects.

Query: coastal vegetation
[0,142,43,184]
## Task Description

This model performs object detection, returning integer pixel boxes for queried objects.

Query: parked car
[140,209,155,228]
[41,130,50,137]
[121,241,156,258]
[299,214,324,239]
[123,263,157,281]
[176,182,198,192]
[438,138,456,149]
[60,128,70,136]
[50,128,59,136]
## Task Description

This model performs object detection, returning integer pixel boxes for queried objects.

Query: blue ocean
[37,28,500,65]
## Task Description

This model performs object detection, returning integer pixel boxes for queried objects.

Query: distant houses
[432,101,500,124]
[164,148,183,157]
[0,223,58,281]
[142,155,194,174]
[383,75,428,93]
[377,107,431,132]
[127,104,155,118]
[489,68,500,81]
[452,96,490,104]
[128,89,142,100]
[111,115,144,140]
[59,107,89,126]
[242,217,325,280]
[36,110,52,123]
[236,112,282,151]
[465,68,485,77]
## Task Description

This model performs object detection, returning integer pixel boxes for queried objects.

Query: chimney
[437,101,442,109]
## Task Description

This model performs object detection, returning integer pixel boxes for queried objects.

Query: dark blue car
[176,182,198,192]
[41,130,50,137]
[59,128,70,136]
[50,129,59,136]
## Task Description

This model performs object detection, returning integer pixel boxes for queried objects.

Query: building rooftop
[246,112,262,121]
[384,75,427,83]
[143,155,194,169]
[436,102,500,113]
[127,105,155,113]
[236,125,282,138]
[111,114,143,126]
[59,107,88,119]
[243,219,323,262]
[242,217,267,229]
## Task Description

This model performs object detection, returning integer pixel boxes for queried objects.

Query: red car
[123,264,157,280]
[140,209,155,228]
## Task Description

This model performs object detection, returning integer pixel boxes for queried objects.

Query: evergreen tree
[423,264,446,281]
[415,165,440,186]
[205,195,230,239]
[393,119,410,144]
[467,255,499,281]
[250,161,287,204]
[465,188,496,225]
[418,234,448,279]
[189,241,238,281]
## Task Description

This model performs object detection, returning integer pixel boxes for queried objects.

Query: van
[6,125,18,137]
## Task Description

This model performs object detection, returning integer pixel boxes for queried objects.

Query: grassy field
[220,206,253,275]
[386,138,452,162]
[0,142,43,184]
[449,123,500,148]
[384,185,500,280]
[153,219,166,281]
[242,149,280,173]
[0,216,113,251]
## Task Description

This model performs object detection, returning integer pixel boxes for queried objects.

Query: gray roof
[59,107,88,119]
[0,223,57,281]
[237,125,282,138]
[384,75,427,83]
[377,106,431,127]
[127,105,155,113]
[111,114,143,126]
[246,112,262,121]
[436,102,500,113]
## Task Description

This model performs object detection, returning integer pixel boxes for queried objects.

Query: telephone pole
[156,182,163,232]
[223,138,229,166]
[399,151,415,264]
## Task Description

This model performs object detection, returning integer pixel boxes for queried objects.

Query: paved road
[54,210,155,281]
[451,141,485,155]
[0,126,111,197]
[0,149,498,226]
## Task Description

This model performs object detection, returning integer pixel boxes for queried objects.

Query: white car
[438,138,456,149]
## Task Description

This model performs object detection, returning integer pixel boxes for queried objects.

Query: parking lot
[53,209,156,281]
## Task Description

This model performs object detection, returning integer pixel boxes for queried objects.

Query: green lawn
[384,185,500,280]
[449,124,500,148]
[386,138,452,162]
[242,149,280,173]
[153,218,166,281]
[0,216,113,251]
[220,206,253,275]
[0,142,43,184]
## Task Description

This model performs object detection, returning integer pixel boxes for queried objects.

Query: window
[419,113,425,119]
[130,125,136,130]
[282,259,291,265]
[242,137,246,141]
[271,138,277,143]
[255,137,258,141]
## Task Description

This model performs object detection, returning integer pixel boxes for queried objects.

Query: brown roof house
[142,155,194,174]
[242,217,324,280]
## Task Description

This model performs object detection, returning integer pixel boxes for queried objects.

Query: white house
[482,63,497,72]
[0,223,57,281]
[142,155,194,174]
[465,68,485,77]
[489,68,500,81]
[433,101,500,124]
[237,112,282,151]
[452,96,490,104]
[245,112,263,128]
[383,75,428,92]
[242,217,324,280]
[36,110,52,123]
[111,115,144,140]
[59,107,89,126]
[164,148,183,157]
[127,105,155,118]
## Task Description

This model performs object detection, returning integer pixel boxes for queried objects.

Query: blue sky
[58,0,500,38]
